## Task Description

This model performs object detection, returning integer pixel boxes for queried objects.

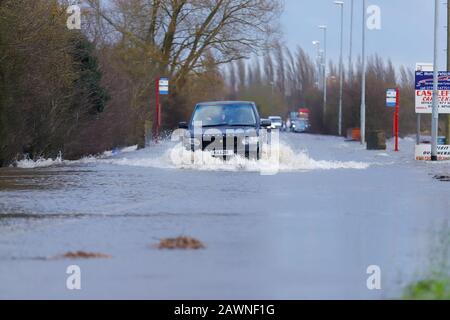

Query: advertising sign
[415,71,450,114]
[415,144,450,161]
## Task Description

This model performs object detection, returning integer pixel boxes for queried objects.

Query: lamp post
[319,25,328,120]
[349,0,354,74]
[270,81,275,110]
[447,1,450,146]
[334,0,344,136]
[361,0,366,144]
[312,40,321,88]
[431,0,440,161]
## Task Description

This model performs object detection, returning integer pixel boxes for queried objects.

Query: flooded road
[0,134,448,299]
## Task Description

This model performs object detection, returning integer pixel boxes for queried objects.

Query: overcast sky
[282,0,448,71]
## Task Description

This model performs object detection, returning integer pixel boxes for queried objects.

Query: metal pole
[431,0,440,161]
[395,87,399,152]
[447,1,450,144]
[319,25,328,121]
[312,41,321,87]
[416,114,421,145]
[361,0,366,144]
[271,81,275,109]
[155,77,160,142]
[323,28,327,119]
[349,0,354,74]
[336,1,344,136]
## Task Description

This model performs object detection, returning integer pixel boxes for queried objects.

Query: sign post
[155,77,160,142]
[431,0,439,161]
[386,88,399,152]
[395,88,399,152]
[415,71,450,114]
[155,77,169,142]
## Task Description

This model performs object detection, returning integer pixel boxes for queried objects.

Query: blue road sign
[415,71,450,90]
[386,89,397,107]
[159,77,169,95]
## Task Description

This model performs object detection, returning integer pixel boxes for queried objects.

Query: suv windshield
[192,104,256,127]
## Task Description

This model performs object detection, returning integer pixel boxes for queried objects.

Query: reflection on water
[0,168,95,191]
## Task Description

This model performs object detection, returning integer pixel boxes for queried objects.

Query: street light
[270,81,275,110]
[361,0,367,144]
[441,2,450,148]
[312,40,321,87]
[349,0,354,74]
[334,0,344,136]
[431,0,440,161]
[319,25,328,120]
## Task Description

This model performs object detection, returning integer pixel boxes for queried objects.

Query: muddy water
[0,134,448,299]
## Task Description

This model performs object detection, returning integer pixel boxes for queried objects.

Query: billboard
[415,144,450,161]
[415,71,450,114]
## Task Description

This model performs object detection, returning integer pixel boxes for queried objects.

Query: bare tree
[236,58,246,92]
[263,53,274,86]
[86,0,282,86]
[228,61,237,98]
[274,43,285,96]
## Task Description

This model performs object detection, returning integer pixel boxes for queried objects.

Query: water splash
[14,146,138,169]
[14,141,369,172]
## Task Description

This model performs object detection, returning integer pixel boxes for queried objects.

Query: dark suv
[179,101,271,160]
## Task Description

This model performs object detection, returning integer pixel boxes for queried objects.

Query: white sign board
[415,90,450,114]
[159,78,169,95]
[386,89,397,107]
[415,144,450,161]
[415,63,433,72]
[415,69,450,114]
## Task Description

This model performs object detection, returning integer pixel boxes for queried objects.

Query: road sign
[154,77,169,143]
[415,71,450,90]
[386,88,400,152]
[415,62,433,72]
[415,71,450,114]
[386,89,397,107]
[159,77,169,95]
[415,144,450,161]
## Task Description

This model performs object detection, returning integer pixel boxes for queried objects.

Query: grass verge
[403,277,450,300]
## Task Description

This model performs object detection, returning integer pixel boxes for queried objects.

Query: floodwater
[0,133,448,299]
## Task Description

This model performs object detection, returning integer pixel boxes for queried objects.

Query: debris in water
[433,175,450,182]
[156,236,205,250]
[57,251,111,259]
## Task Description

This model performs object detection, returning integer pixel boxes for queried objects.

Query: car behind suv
[268,116,283,130]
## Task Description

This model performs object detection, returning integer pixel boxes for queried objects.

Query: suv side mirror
[260,119,272,128]
[178,122,188,129]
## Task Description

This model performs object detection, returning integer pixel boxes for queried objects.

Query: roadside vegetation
[403,228,450,300]
[404,277,450,300]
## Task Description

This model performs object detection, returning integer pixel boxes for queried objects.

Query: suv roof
[196,101,255,106]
